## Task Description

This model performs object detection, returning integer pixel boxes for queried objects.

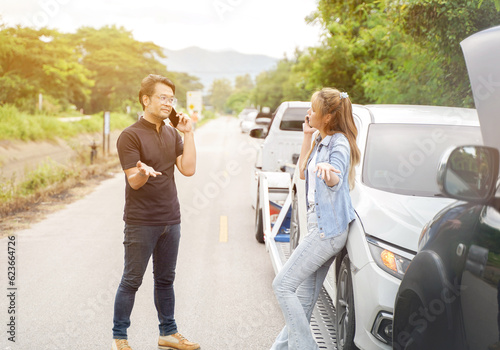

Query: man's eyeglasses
[154,95,177,107]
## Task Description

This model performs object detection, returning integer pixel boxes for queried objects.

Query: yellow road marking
[219,215,228,242]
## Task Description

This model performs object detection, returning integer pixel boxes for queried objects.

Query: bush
[0,105,136,141]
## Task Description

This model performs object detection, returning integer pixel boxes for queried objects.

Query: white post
[38,93,43,111]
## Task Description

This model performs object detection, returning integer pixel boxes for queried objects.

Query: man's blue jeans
[113,223,181,339]
[271,207,348,350]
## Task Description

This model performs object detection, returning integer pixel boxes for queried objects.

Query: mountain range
[159,46,279,91]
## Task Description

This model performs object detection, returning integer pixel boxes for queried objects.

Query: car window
[279,107,309,131]
[363,124,482,196]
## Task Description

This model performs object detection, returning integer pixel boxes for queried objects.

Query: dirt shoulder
[0,130,121,181]
[0,131,123,237]
[0,169,121,237]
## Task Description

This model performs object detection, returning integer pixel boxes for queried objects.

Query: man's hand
[124,161,161,190]
[136,160,162,178]
[171,112,193,133]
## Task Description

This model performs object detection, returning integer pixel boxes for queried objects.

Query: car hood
[461,25,500,153]
[351,185,455,253]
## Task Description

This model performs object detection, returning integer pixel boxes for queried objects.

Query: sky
[1,0,323,58]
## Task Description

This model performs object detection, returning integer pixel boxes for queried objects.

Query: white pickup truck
[249,101,310,243]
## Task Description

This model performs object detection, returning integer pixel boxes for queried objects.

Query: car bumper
[351,259,399,350]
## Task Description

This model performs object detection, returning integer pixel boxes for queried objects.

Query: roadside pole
[103,111,110,156]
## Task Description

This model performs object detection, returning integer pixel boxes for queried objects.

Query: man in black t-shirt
[112,74,199,350]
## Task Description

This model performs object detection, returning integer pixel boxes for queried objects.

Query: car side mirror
[437,145,499,203]
[250,128,266,139]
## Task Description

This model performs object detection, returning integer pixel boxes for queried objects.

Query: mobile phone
[168,107,179,127]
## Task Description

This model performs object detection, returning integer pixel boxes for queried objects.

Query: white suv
[290,104,483,349]
[250,101,310,243]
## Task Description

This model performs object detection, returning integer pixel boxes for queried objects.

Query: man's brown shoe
[112,339,132,350]
[158,332,200,350]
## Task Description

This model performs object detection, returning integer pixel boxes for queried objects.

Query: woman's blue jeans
[112,223,181,339]
[271,208,348,350]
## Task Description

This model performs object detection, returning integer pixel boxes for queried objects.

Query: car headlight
[367,237,414,280]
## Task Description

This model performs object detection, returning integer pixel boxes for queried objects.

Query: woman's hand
[314,162,341,186]
[303,114,316,135]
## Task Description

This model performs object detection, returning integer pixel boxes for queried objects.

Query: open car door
[461,25,500,153]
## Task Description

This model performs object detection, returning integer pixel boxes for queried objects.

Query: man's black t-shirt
[117,117,184,225]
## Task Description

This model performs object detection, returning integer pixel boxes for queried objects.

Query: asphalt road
[0,117,284,350]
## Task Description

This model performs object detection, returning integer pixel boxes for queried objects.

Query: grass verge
[0,155,121,237]
[0,104,135,141]
[197,110,218,128]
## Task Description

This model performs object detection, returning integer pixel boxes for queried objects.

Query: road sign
[186,91,203,116]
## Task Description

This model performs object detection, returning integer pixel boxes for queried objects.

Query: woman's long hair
[300,88,361,190]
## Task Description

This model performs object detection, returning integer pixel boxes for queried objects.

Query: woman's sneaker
[112,339,132,350]
[158,332,200,350]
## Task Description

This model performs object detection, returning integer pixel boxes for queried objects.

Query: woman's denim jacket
[304,133,356,239]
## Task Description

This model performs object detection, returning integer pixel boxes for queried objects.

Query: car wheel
[336,255,358,350]
[289,191,300,251]
[255,192,264,243]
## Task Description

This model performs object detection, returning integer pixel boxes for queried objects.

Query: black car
[392,25,500,350]
[393,145,500,350]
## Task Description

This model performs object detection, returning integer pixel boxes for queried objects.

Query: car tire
[255,192,264,243]
[336,255,359,350]
[289,190,300,251]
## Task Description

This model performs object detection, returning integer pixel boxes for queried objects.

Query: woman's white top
[307,149,318,206]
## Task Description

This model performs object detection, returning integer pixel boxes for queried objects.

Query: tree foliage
[0,25,93,112]
[208,78,233,112]
[0,24,200,115]
[72,25,167,113]
[250,0,500,109]
[402,0,500,105]
[168,71,203,109]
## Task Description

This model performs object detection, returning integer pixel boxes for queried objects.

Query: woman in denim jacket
[271,88,360,350]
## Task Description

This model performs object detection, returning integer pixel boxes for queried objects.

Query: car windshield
[363,124,483,196]
[280,107,309,131]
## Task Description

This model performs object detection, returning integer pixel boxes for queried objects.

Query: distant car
[289,104,484,350]
[240,110,258,133]
[238,107,258,121]
[253,111,273,136]
[392,26,500,350]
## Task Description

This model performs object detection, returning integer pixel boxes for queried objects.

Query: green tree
[208,78,232,112]
[235,74,254,92]
[225,91,251,115]
[252,59,294,110]
[299,0,500,106]
[168,71,203,109]
[73,25,167,113]
[403,0,500,106]
[0,25,93,111]
[225,74,255,114]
